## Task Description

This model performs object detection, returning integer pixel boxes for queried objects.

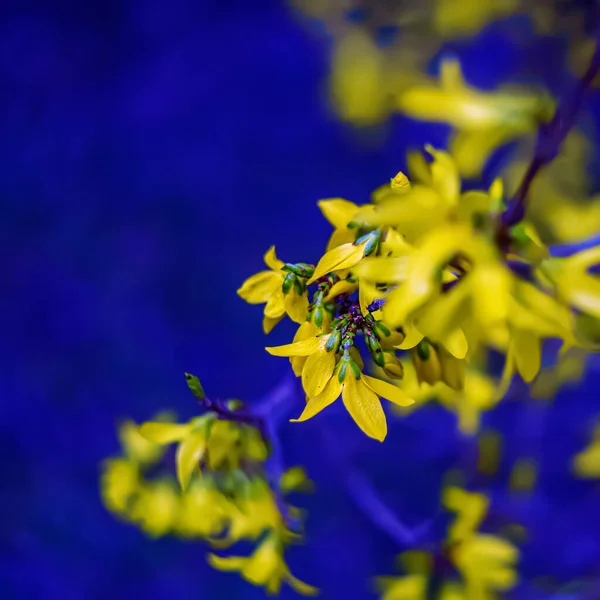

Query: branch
[499,26,600,233]
[320,426,432,548]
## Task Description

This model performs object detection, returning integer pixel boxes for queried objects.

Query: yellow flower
[443,487,490,544]
[100,458,140,515]
[129,480,180,538]
[328,28,389,127]
[307,240,370,284]
[410,339,465,390]
[444,487,519,599]
[267,334,337,397]
[117,418,166,465]
[573,425,600,478]
[452,534,519,598]
[536,245,600,320]
[237,246,308,333]
[208,533,318,596]
[318,197,369,250]
[396,58,553,177]
[138,417,210,491]
[175,480,232,538]
[393,355,499,435]
[216,479,284,546]
[291,359,414,441]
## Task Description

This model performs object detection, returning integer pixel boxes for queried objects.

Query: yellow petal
[291,376,342,422]
[511,330,541,383]
[237,271,281,304]
[266,336,321,357]
[324,279,358,302]
[287,573,319,596]
[263,314,283,334]
[394,321,424,350]
[284,289,309,324]
[342,375,387,441]
[176,429,206,491]
[308,243,366,284]
[425,145,460,205]
[264,289,286,319]
[442,328,469,359]
[359,279,379,316]
[451,127,519,179]
[264,245,284,271]
[138,422,193,445]
[362,374,415,407]
[289,321,319,375]
[207,553,248,572]
[326,227,356,251]
[356,256,409,282]
[318,198,360,229]
[302,344,336,397]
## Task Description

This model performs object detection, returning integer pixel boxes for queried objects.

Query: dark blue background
[2,1,600,598]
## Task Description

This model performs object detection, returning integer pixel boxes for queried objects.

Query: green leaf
[185,372,205,399]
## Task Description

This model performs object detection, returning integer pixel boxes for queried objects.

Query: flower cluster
[100,375,316,596]
[239,146,600,439]
[376,487,519,600]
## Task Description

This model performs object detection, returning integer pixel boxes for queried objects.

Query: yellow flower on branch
[237,246,309,333]
[396,58,554,177]
[291,353,414,441]
[208,533,318,596]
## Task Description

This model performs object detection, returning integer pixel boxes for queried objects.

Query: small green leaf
[185,372,205,399]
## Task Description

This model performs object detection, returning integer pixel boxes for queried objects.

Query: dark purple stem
[499,29,600,232]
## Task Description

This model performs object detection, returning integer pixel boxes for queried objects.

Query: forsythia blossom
[376,487,519,600]
[100,376,316,596]
[239,146,600,441]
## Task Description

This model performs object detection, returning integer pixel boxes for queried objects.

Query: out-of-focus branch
[498,26,600,237]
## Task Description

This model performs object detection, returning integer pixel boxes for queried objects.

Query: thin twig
[499,26,600,236]
[320,426,432,547]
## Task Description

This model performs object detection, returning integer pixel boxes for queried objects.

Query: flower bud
[382,351,404,379]
[366,333,385,367]
[282,272,295,294]
[439,348,465,391]
[411,340,442,385]
[325,329,342,353]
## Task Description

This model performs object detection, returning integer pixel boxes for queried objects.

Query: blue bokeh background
[3,1,600,598]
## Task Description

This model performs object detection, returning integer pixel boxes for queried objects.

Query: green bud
[293,275,305,295]
[366,335,385,367]
[282,272,295,294]
[185,373,205,399]
[363,230,381,257]
[416,340,431,362]
[313,305,324,328]
[372,320,391,339]
[337,360,348,383]
[226,399,244,411]
[325,329,342,353]
[349,359,362,379]
[283,263,314,277]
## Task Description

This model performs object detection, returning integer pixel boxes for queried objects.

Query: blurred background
[3,0,600,598]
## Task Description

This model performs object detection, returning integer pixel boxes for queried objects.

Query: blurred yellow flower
[209,533,318,596]
[100,458,140,516]
[129,480,180,538]
[396,58,553,177]
[573,425,600,478]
